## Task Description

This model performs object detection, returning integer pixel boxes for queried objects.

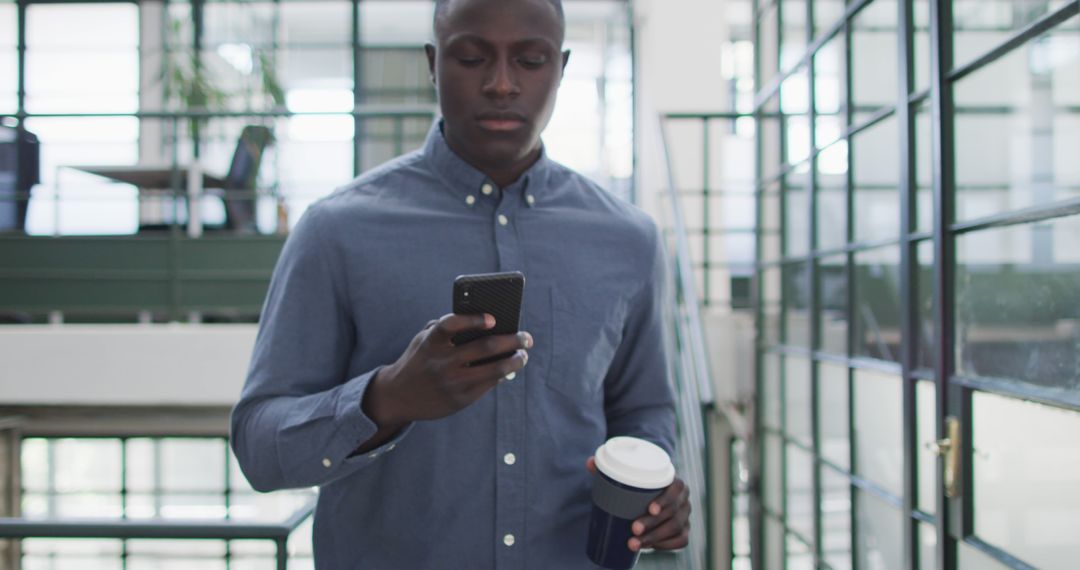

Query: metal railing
[0,497,316,570]
[657,115,754,570]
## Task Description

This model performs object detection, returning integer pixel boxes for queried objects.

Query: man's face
[426,0,569,172]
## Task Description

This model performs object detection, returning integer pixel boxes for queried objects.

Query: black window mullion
[352,0,362,177]
[927,0,957,567]
[896,0,919,567]
[842,10,858,570]
[805,0,824,564]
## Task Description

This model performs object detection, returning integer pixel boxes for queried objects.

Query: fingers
[454,331,533,365]
[428,313,494,345]
[585,456,596,474]
[630,479,691,551]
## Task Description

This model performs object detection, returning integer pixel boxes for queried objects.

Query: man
[230,0,691,567]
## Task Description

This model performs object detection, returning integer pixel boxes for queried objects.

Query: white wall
[633,0,733,221]
[0,324,256,406]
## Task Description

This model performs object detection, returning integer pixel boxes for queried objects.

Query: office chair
[218,125,274,233]
[0,124,40,232]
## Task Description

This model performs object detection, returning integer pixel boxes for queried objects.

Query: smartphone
[452,271,525,365]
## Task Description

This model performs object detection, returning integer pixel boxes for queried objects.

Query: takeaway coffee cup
[586,436,675,569]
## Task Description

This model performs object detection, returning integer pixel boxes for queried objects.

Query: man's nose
[482,59,520,98]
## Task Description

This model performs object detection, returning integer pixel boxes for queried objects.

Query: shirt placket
[490,180,527,570]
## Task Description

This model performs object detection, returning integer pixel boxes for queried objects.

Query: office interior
[0,0,1078,568]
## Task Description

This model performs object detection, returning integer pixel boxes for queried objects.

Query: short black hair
[433,0,566,38]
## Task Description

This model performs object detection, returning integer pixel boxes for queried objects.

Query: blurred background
[0,0,1078,568]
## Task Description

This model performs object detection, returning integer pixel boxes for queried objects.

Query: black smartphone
[452,271,525,365]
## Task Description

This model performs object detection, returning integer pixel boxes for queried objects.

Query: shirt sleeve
[230,202,411,492]
[602,221,677,456]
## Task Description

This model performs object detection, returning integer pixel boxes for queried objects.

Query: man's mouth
[477,112,527,132]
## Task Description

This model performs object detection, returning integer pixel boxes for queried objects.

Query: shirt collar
[423,120,550,207]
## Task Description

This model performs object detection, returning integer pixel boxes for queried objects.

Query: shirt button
[503,533,515,547]
[498,214,509,226]
[503,452,516,465]
[321,458,332,468]
[465,195,476,206]
[481,183,494,195]
[504,372,516,381]
[526,194,535,206]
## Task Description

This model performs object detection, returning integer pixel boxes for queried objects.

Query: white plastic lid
[594,436,675,490]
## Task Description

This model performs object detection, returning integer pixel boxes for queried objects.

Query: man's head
[426,0,570,184]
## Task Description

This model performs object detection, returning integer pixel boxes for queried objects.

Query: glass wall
[3,0,633,235]
[754,0,1080,568]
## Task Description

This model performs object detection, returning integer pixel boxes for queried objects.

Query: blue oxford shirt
[231,122,676,569]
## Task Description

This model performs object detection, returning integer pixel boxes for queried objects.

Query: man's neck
[442,132,542,188]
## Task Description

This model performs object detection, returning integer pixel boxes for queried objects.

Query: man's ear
[425,44,438,84]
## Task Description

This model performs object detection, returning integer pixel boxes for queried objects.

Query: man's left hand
[586,456,691,552]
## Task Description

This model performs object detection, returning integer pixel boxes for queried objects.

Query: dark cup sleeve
[591,474,665,520]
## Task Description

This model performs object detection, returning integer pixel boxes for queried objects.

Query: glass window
[915,380,936,515]
[783,262,811,347]
[786,444,815,543]
[955,215,1080,389]
[359,0,435,46]
[850,0,898,121]
[914,101,932,235]
[762,183,782,263]
[785,356,813,445]
[958,539,1012,569]
[953,17,1080,224]
[853,245,901,362]
[22,538,124,569]
[25,3,139,114]
[784,169,810,257]
[816,146,848,252]
[765,515,786,569]
[781,67,811,166]
[813,1,847,40]
[913,0,931,94]
[814,33,846,151]
[761,94,783,181]
[915,239,934,370]
[763,352,782,429]
[780,0,808,71]
[952,0,1070,71]
[126,539,228,568]
[759,3,781,88]
[281,1,351,44]
[973,392,1080,569]
[818,361,850,468]
[764,432,785,514]
[161,439,225,492]
[763,265,782,345]
[853,368,903,496]
[0,2,15,114]
[918,522,937,570]
[819,254,848,355]
[851,115,900,243]
[854,489,904,570]
[821,467,852,570]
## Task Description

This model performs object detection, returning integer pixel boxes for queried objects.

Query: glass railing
[1,431,317,569]
[655,114,755,570]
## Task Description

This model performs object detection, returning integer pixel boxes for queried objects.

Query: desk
[71,164,228,237]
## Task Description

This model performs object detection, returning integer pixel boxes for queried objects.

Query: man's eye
[518,56,547,69]
[457,57,485,67]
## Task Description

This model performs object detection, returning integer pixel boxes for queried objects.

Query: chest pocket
[545,285,628,401]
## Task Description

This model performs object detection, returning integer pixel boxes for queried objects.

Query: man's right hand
[362,313,532,430]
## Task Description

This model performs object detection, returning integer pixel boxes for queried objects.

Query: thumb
[585,456,597,474]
